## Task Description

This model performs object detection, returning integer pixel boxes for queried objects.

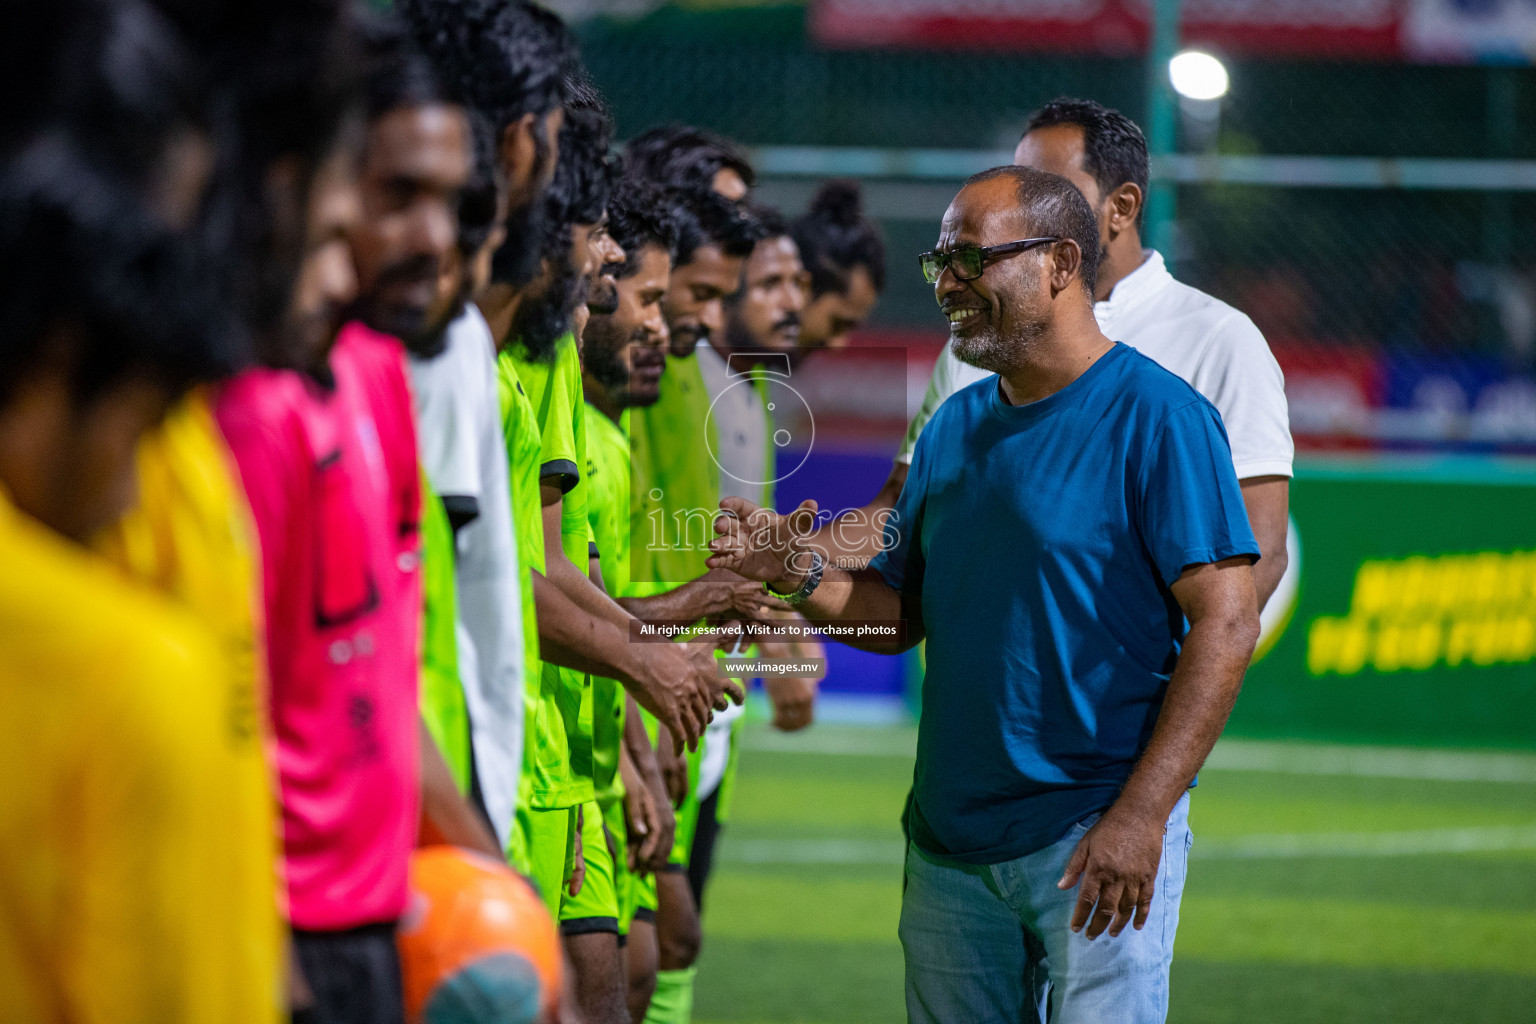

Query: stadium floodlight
[1169,50,1229,101]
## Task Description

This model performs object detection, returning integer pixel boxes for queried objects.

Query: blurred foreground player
[346,20,508,864]
[710,167,1261,1024]
[406,106,531,832]
[75,0,347,1016]
[404,0,578,833]
[405,0,579,325]
[0,139,252,1022]
[214,103,422,1024]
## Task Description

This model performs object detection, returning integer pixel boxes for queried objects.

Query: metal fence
[573,8,1536,450]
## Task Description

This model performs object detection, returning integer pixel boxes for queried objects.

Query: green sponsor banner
[1232,456,1536,750]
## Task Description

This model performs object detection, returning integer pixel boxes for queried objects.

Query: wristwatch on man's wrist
[767,549,825,607]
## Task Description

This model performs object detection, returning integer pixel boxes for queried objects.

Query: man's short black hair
[791,179,886,299]
[0,135,243,406]
[402,0,574,132]
[963,165,1101,299]
[607,175,682,276]
[155,0,361,172]
[5,0,204,189]
[1024,97,1149,228]
[744,201,790,244]
[149,0,363,338]
[624,124,755,195]
[362,12,452,123]
[665,186,765,267]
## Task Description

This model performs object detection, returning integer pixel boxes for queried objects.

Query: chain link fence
[573,7,1536,450]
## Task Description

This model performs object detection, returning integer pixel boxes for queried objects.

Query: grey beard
[952,317,1046,376]
[952,331,1011,375]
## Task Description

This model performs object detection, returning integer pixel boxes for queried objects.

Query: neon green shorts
[559,799,620,934]
[509,803,576,919]
[633,869,658,917]
[600,794,643,936]
[667,736,715,867]
[670,782,699,868]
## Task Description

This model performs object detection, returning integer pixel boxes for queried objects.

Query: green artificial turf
[692,725,1536,1024]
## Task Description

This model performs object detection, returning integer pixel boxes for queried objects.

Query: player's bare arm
[535,482,743,749]
[415,718,503,859]
[1239,475,1290,612]
[652,721,689,807]
[533,484,753,687]
[615,567,778,625]
[578,558,676,861]
[759,639,819,732]
[753,608,822,731]
[617,741,660,871]
[1058,556,1259,941]
[530,567,736,752]
[620,696,677,872]
[539,481,636,624]
[706,495,919,654]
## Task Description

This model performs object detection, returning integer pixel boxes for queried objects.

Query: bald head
[931,168,1102,376]
[959,166,1100,297]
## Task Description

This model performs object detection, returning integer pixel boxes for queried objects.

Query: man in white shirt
[410,303,527,848]
[405,117,528,850]
[825,98,1293,611]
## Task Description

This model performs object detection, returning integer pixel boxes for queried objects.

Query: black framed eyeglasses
[917,237,1060,284]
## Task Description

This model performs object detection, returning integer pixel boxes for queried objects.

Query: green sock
[644,966,696,1024]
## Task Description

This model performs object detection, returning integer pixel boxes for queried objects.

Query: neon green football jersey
[510,335,591,570]
[506,335,595,806]
[629,349,720,587]
[418,472,471,794]
[583,401,635,804]
[498,351,589,811]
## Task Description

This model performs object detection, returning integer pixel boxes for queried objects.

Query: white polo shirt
[897,249,1294,481]
[409,304,526,846]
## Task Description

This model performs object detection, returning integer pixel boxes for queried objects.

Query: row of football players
[0,1,884,1022]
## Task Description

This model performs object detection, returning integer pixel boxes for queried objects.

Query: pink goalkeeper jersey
[216,323,423,930]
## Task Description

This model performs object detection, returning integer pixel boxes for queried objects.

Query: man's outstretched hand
[626,624,746,755]
[707,497,820,592]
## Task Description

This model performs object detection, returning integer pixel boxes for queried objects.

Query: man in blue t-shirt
[708,166,1261,1024]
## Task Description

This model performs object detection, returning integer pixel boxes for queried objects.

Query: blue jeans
[899,793,1192,1024]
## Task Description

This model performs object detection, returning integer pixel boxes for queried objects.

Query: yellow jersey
[0,480,268,1021]
[91,392,283,1021]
